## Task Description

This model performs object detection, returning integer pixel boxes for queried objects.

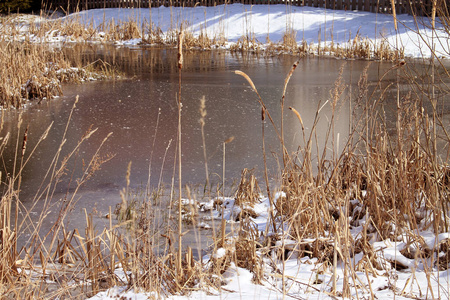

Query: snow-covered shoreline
[2,4,449,59]
[90,192,450,300]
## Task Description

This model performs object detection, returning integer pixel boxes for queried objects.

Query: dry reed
[0,11,407,61]
[0,41,114,108]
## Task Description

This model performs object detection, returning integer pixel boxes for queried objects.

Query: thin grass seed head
[2,132,10,147]
[17,112,23,129]
[82,127,98,140]
[126,161,132,187]
[199,96,207,126]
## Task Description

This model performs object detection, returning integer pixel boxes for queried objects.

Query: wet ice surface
[1,46,435,247]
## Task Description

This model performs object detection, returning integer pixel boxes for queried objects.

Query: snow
[2,4,449,58]
[89,192,450,299]
[212,247,227,259]
[89,287,156,300]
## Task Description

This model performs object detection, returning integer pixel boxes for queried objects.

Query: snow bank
[2,4,449,58]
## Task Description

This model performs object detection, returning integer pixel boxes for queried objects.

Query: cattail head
[289,106,304,131]
[396,59,406,68]
[235,70,257,94]
[178,30,184,70]
[282,61,299,101]
[21,125,29,157]
[224,136,235,144]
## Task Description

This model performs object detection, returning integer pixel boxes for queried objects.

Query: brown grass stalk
[177,28,184,281]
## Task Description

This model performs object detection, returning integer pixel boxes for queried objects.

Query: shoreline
[3,4,447,59]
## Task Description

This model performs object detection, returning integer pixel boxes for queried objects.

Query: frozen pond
[2,45,447,248]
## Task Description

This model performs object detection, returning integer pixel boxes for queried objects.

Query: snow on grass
[68,4,449,58]
[2,4,449,58]
[88,191,450,300]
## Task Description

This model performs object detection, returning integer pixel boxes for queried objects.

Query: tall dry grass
[229,57,448,298]
[0,41,114,108]
[0,99,117,298]
[0,6,408,60]
[0,42,67,107]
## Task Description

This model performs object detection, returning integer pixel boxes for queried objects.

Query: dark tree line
[0,0,42,14]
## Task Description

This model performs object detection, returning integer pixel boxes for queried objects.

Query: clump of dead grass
[103,18,142,41]
[0,42,69,107]
[235,168,261,208]
[0,41,117,108]
[231,38,448,296]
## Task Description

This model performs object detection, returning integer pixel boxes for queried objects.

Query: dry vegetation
[0,42,67,107]
[0,14,120,108]
[1,5,407,61]
[0,2,450,300]
[0,41,115,108]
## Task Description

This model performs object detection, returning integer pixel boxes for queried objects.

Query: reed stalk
[222,136,234,197]
[177,28,184,281]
